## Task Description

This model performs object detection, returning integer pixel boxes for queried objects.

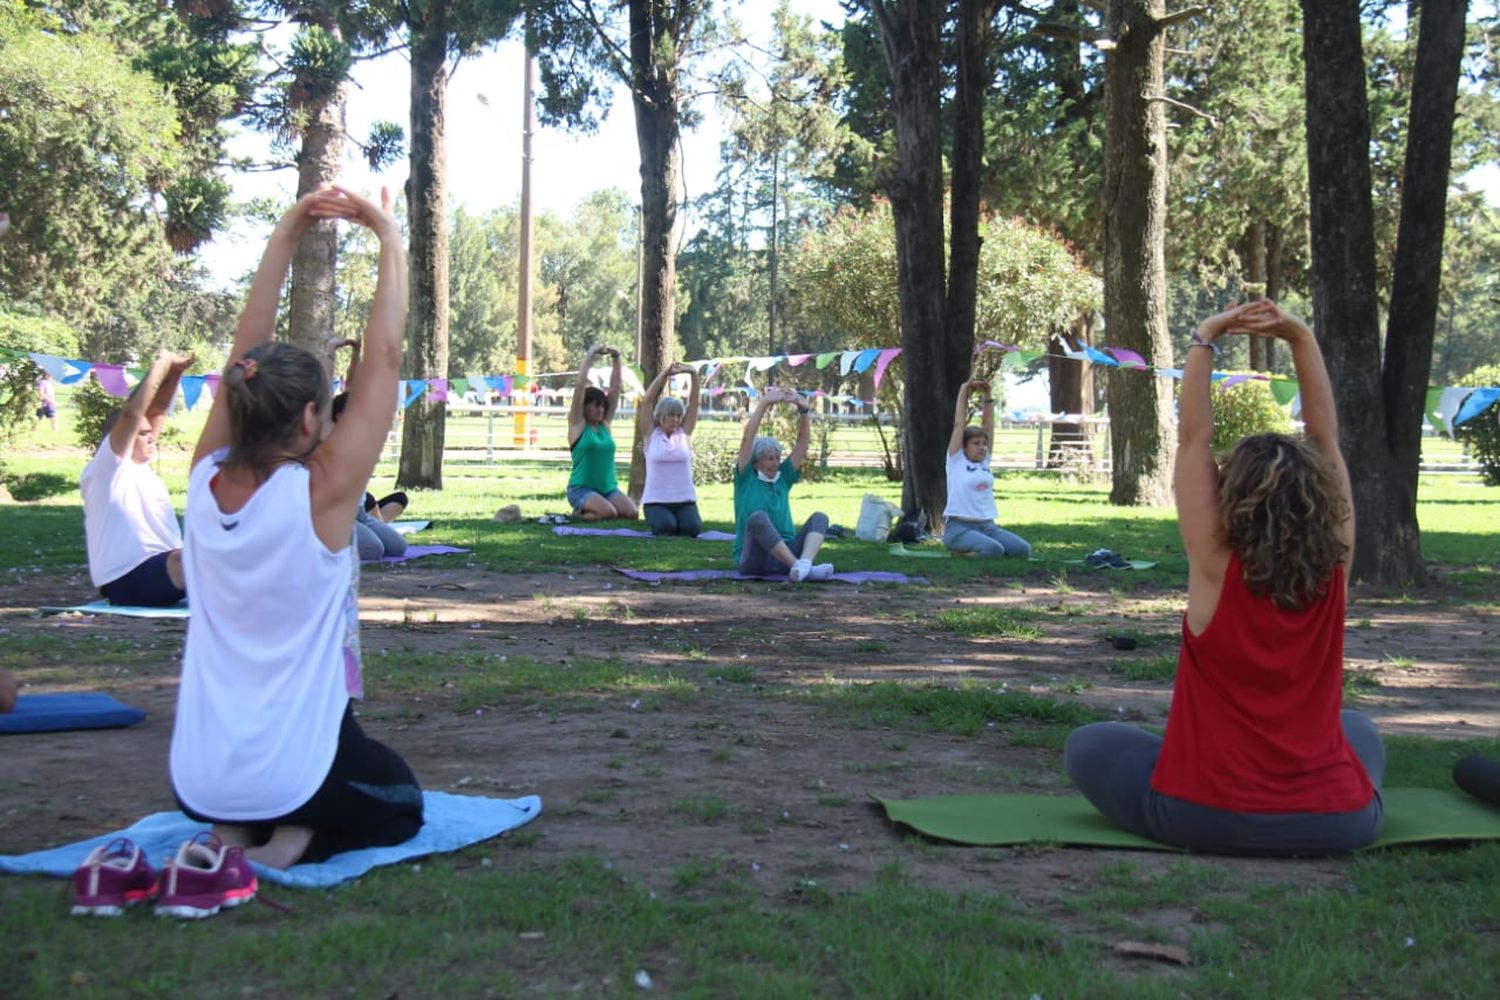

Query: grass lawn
[2,441,1498,997]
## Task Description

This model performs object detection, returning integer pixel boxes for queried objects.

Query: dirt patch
[2,563,1495,915]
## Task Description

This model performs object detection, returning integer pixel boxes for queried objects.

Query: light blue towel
[39,600,190,619]
[0,791,541,889]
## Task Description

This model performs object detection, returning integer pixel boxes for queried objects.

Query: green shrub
[1454,365,1500,486]
[71,373,119,450]
[0,357,42,449]
[691,427,738,485]
[1206,376,1292,454]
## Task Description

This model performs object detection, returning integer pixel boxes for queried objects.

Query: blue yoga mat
[39,600,190,619]
[0,791,542,888]
[0,692,146,734]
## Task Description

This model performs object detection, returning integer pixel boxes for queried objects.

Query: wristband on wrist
[1188,332,1221,357]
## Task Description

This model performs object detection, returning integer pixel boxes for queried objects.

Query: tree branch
[1146,92,1216,125]
[1156,6,1207,31]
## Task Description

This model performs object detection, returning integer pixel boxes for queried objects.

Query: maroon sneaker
[70,838,158,916]
[154,834,258,919]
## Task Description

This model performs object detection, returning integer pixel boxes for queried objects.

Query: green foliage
[0,308,81,358]
[789,203,1098,352]
[71,375,119,451]
[0,357,42,451]
[1206,378,1293,454]
[690,427,738,485]
[1455,365,1500,485]
[0,5,180,321]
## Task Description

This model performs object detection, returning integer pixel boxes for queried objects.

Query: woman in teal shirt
[733,386,831,581]
[566,343,638,521]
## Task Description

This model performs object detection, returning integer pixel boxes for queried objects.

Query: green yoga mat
[876,788,1500,851]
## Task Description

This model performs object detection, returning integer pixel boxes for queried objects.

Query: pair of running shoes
[69,834,257,920]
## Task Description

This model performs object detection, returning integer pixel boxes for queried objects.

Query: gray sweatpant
[355,506,408,561]
[738,510,828,576]
[1063,711,1385,855]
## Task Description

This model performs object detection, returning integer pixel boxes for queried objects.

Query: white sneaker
[789,558,812,582]
[808,563,835,581]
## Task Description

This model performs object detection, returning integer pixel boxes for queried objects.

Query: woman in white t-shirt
[169,186,421,876]
[941,379,1031,558]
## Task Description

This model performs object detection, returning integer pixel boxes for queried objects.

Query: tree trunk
[1047,318,1094,465]
[943,0,996,411]
[1103,0,1175,506]
[397,10,450,491]
[1265,222,1283,370]
[871,0,949,526]
[1300,0,1411,584]
[1245,219,1268,371]
[286,18,348,359]
[1379,0,1467,582]
[624,0,682,499]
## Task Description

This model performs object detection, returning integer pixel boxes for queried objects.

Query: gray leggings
[1063,711,1385,856]
[355,506,408,561]
[942,517,1031,558]
[738,510,828,576]
[643,501,703,537]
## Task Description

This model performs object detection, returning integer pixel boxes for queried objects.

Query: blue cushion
[0,693,146,734]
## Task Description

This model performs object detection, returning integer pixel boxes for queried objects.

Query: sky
[198,1,847,288]
[199,4,1500,292]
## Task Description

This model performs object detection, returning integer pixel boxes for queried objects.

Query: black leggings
[176,704,424,863]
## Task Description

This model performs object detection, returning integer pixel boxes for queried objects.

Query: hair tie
[235,358,259,380]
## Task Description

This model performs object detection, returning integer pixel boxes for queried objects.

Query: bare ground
[2,561,1497,956]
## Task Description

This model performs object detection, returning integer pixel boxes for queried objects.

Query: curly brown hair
[1217,433,1349,611]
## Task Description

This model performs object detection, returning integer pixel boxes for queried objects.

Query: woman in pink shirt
[636,362,703,536]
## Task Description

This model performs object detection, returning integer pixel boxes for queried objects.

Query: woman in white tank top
[169,186,421,871]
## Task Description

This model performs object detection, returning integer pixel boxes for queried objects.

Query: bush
[71,373,119,450]
[1454,365,1500,486]
[1206,377,1292,454]
[0,357,42,449]
[691,428,738,485]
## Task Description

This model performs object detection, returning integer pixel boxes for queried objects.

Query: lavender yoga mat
[552,526,735,542]
[368,544,470,564]
[614,568,926,585]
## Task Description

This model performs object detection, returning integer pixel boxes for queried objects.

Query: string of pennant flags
[5,339,1497,435]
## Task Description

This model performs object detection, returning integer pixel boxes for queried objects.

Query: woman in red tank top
[1063,301,1384,855]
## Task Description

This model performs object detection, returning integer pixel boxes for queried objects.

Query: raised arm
[1238,300,1354,568]
[1174,303,1262,566]
[193,187,358,467]
[604,349,623,422]
[736,388,781,472]
[681,365,702,436]
[109,350,194,458]
[332,338,361,387]
[636,362,674,437]
[567,344,605,443]
[787,393,813,470]
[948,381,974,455]
[308,187,408,549]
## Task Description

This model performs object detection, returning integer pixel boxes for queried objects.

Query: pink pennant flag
[872,348,902,389]
[93,364,130,397]
[785,353,813,367]
[1105,347,1148,369]
[427,378,450,403]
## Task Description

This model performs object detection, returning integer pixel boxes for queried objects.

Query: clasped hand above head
[1196,299,1311,345]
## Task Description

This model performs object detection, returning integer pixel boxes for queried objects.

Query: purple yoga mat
[370,544,470,564]
[552,526,735,542]
[613,568,926,585]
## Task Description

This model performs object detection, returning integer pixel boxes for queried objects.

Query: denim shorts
[567,485,627,512]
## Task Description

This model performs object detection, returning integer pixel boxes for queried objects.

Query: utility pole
[515,43,536,447]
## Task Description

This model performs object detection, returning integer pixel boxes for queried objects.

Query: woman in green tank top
[566,344,639,521]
